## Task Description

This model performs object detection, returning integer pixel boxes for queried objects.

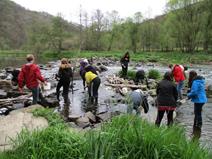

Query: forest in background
[0,0,212,54]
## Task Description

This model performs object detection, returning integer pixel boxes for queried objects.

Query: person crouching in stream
[56,58,73,104]
[84,65,101,106]
[187,70,207,141]
[155,71,178,127]
[128,88,149,115]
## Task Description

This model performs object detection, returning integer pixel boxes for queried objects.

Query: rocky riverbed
[0,57,212,150]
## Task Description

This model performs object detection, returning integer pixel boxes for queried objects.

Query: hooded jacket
[58,64,73,82]
[188,76,207,103]
[172,65,185,82]
[18,63,45,89]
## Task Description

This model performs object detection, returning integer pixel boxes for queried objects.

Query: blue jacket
[187,76,207,103]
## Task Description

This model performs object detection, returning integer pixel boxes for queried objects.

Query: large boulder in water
[207,85,212,97]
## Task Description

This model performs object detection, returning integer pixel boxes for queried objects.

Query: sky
[12,0,168,23]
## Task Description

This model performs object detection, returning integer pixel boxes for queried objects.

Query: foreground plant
[0,110,210,159]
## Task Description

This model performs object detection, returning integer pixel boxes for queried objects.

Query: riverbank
[1,50,212,66]
[0,108,210,159]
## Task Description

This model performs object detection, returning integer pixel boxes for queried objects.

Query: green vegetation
[148,69,161,79]
[118,69,136,80]
[41,51,212,64]
[1,0,212,54]
[0,109,210,159]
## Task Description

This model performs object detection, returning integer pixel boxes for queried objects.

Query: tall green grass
[0,110,210,159]
[84,115,209,159]
[148,69,161,79]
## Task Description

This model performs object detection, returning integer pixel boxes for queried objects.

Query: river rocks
[96,112,111,122]
[85,111,96,123]
[0,80,12,90]
[148,89,157,97]
[0,73,7,79]
[206,85,212,97]
[75,116,90,128]
[5,67,13,73]
[68,115,81,122]
[0,107,10,116]
[0,89,7,99]
[0,104,48,151]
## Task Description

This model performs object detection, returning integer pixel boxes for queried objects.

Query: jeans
[194,103,204,128]
[30,87,47,105]
[177,80,184,99]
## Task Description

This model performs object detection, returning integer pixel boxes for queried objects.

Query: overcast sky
[12,0,168,23]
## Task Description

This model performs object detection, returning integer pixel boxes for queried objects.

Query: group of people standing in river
[15,52,207,141]
[121,51,207,140]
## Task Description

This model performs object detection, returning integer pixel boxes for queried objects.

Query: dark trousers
[194,103,204,128]
[88,77,101,98]
[121,66,128,78]
[56,80,70,103]
[155,110,174,126]
[30,87,48,106]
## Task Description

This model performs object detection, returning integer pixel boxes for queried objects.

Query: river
[0,57,212,150]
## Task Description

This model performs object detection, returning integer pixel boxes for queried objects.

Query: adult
[187,70,207,140]
[11,69,20,86]
[169,64,185,100]
[128,89,149,115]
[134,69,149,88]
[120,51,130,79]
[56,58,73,104]
[18,54,47,105]
[79,59,89,90]
[79,59,98,90]
[155,71,178,127]
[85,65,101,106]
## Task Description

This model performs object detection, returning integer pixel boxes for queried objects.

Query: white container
[43,82,51,90]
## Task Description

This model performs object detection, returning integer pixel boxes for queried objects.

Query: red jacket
[172,65,185,83]
[18,63,45,89]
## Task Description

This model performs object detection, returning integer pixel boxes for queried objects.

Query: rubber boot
[192,126,201,141]
[94,97,98,106]
[63,94,70,105]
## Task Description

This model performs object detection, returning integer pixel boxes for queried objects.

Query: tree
[201,0,212,52]
[167,0,203,53]
[105,10,120,51]
[49,14,67,53]
[27,22,50,55]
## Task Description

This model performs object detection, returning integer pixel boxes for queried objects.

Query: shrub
[148,69,161,79]
[118,69,136,80]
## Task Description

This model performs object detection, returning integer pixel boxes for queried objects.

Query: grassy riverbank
[1,50,212,65]
[0,108,210,159]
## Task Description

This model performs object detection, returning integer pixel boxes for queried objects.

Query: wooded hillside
[0,0,79,50]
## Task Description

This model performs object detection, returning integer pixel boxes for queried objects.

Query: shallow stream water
[1,58,212,150]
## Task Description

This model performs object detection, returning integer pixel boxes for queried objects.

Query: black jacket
[58,64,73,82]
[156,79,178,107]
[120,57,129,67]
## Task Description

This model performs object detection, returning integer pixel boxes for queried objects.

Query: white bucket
[43,82,51,90]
